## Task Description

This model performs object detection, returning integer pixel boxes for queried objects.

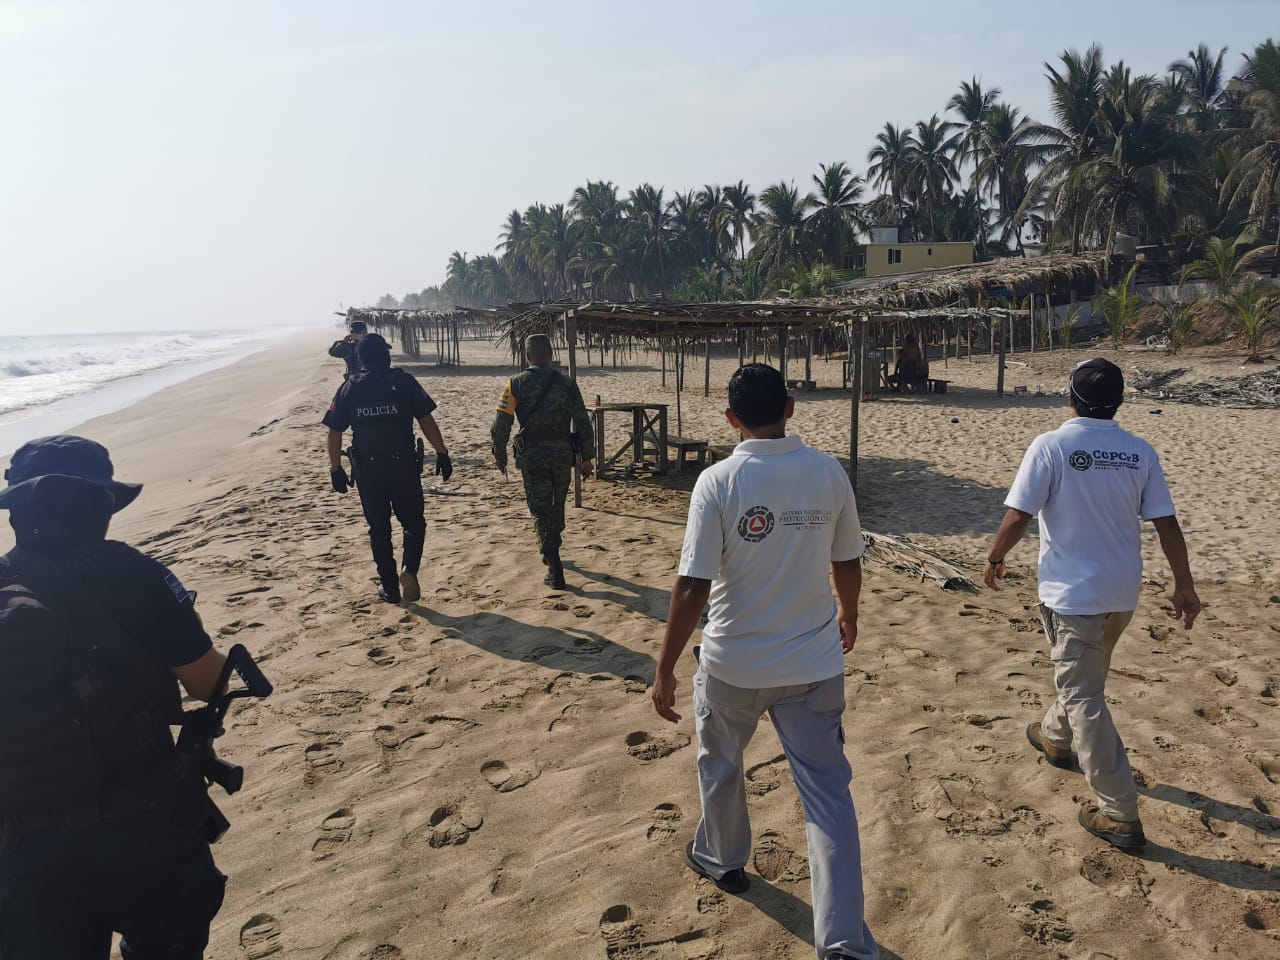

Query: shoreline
[0,326,317,458]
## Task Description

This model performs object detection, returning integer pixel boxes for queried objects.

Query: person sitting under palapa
[888,334,928,393]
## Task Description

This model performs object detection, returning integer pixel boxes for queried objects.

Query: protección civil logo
[737,506,775,542]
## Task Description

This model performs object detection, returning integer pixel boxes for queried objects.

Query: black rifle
[414,437,425,474]
[175,643,273,843]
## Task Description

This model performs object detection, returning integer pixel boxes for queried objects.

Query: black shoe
[684,840,749,894]
[542,551,566,590]
[377,584,401,604]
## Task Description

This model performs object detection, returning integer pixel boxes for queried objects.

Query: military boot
[543,551,567,590]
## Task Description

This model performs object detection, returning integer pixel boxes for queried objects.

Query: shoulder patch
[163,569,197,605]
[496,379,517,415]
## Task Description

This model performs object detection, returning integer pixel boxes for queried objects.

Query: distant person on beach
[329,319,368,380]
[891,334,927,392]
[323,333,452,604]
[985,358,1201,851]
[490,333,595,591]
[651,364,879,960]
[0,436,231,958]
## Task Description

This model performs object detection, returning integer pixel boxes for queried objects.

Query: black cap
[1070,358,1124,413]
[349,320,368,334]
[0,435,142,512]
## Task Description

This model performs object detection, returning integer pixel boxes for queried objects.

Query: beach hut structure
[484,253,1108,492]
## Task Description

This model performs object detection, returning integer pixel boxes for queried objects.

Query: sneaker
[399,570,421,603]
[1078,803,1146,850]
[684,840,749,895]
[1026,722,1075,769]
[376,584,401,605]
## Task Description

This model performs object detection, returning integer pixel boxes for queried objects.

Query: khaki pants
[1039,605,1139,822]
[692,670,878,960]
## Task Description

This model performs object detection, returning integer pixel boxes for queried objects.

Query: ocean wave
[0,330,263,416]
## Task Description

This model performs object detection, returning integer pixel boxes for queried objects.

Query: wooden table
[590,403,669,476]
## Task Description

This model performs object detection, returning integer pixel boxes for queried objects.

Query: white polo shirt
[678,435,864,689]
[1005,417,1176,615]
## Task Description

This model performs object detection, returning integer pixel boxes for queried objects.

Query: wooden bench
[785,378,817,392]
[707,444,736,465]
[666,435,708,471]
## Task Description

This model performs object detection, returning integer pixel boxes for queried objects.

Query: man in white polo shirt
[985,358,1201,850]
[651,364,877,960]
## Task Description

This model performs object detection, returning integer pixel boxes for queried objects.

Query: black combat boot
[542,551,566,590]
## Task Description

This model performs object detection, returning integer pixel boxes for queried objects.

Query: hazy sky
[1,0,1274,334]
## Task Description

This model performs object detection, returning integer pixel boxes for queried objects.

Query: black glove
[434,452,453,483]
[330,466,350,494]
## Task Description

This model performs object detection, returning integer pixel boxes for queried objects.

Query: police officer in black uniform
[0,435,230,959]
[323,333,453,604]
[328,319,368,380]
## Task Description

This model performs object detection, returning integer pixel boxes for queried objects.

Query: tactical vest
[348,369,416,456]
[0,543,193,829]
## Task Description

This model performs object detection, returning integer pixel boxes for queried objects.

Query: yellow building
[858,240,975,277]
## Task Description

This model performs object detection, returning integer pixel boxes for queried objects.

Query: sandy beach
[4,333,1277,960]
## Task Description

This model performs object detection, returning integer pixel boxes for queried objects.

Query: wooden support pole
[737,329,745,368]
[565,312,583,508]
[704,336,711,398]
[805,328,812,383]
[996,313,1007,398]
[675,336,683,435]
[849,316,865,490]
[778,324,788,381]
[660,339,667,387]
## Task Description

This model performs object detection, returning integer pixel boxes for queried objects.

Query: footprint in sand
[1244,899,1280,937]
[408,803,483,848]
[548,699,583,732]
[745,755,787,796]
[645,803,683,842]
[752,830,810,882]
[599,905,643,959]
[382,686,414,708]
[239,914,283,958]
[1017,689,1043,708]
[625,731,691,762]
[1247,753,1280,785]
[311,808,356,860]
[365,947,403,959]
[303,741,343,785]
[481,759,540,793]
[366,646,397,667]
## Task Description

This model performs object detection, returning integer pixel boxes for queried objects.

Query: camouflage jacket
[491,365,594,469]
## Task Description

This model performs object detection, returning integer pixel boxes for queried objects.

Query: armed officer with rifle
[0,435,271,959]
[324,333,453,604]
[491,333,595,590]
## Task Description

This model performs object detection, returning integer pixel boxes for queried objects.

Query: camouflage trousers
[520,461,572,560]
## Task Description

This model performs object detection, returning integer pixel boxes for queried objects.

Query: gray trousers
[1039,605,1140,821]
[691,669,878,960]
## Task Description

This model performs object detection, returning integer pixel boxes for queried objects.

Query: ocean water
[0,330,270,416]
[0,328,299,457]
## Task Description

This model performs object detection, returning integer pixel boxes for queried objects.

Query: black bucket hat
[0,435,142,513]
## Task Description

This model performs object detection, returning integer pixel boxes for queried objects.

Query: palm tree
[807,161,865,267]
[1224,40,1280,275]
[975,103,1049,253]
[1023,45,1107,253]
[867,122,916,225]
[627,183,671,295]
[944,78,1001,254]
[697,185,733,265]
[1093,262,1143,347]
[1084,67,1193,261]
[1181,234,1268,296]
[752,181,814,275]
[905,115,959,240]
[723,181,756,261]
[1222,281,1278,361]
[1170,44,1229,131]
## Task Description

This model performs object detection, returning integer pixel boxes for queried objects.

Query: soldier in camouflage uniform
[491,334,595,589]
